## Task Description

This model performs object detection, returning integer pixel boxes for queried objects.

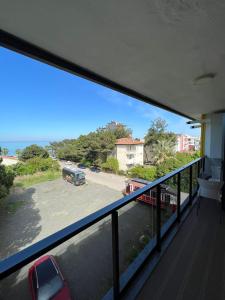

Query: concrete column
[204,113,225,160]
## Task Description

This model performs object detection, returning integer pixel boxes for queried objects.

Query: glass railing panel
[0,216,113,300]
[160,176,177,229]
[118,192,156,279]
[192,163,198,195]
[180,168,190,209]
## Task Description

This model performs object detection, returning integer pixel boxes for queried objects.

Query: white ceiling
[1,0,225,119]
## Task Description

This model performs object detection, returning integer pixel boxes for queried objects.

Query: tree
[144,118,177,164]
[100,121,132,139]
[2,148,9,156]
[0,158,15,200]
[20,144,49,161]
[127,165,157,181]
[15,149,22,158]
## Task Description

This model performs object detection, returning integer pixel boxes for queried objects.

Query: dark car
[29,255,72,300]
[62,167,86,185]
[77,163,86,169]
[90,166,101,173]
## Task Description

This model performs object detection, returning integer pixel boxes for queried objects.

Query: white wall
[204,113,225,159]
[114,144,144,170]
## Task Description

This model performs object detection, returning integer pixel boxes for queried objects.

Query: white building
[111,138,144,171]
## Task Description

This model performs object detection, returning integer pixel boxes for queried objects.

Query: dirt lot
[0,178,123,259]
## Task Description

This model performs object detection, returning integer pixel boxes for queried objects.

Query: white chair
[197,178,224,221]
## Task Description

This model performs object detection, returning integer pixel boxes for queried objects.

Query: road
[60,161,127,192]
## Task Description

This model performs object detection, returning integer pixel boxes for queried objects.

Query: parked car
[62,167,86,185]
[90,166,101,173]
[77,163,86,169]
[28,255,72,300]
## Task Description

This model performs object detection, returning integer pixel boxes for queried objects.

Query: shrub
[101,157,119,174]
[0,158,15,200]
[127,165,157,181]
[11,157,60,176]
[80,159,92,168]
[20,144,49,161]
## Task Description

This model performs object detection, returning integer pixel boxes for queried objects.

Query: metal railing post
[177,172,181,222]
[112,211,120,300]
[156,185,161,252]
[189,166,193,205]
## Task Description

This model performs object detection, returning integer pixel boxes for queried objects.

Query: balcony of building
[137,196,225,300]
[1,2,225,300]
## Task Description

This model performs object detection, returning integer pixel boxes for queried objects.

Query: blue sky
[0,47,200,142]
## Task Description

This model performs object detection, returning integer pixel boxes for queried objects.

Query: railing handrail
[0,157,203,280]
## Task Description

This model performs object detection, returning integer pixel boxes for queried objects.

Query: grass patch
[14,170,61,188]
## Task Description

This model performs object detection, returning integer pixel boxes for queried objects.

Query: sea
[0,141,50,156]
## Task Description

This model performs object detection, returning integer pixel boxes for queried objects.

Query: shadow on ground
[0,187,41,260]
[0,187,42,299]
[0,200,174,300]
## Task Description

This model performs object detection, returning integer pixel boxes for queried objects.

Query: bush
[101,157,119,174]
[127,165,157,181]
[0,158,15,200]
[20,144,49,161]
[11,157,60,176]
[156,152,198,178]
[80,159,92,168]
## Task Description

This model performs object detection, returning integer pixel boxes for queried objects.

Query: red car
[28,255,72,300]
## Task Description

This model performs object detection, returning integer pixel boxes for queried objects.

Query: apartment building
[111,137,144,170]
[176,134,200,152]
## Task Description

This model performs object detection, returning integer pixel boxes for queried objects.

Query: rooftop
[115,138,144,145]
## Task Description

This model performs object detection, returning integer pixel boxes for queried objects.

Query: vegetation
[144,118,177,164]
[156,152,200,178]
[50,121,131,165]
[20,144,49,161]
[15,149,22,157]
[101,157,119,173]
[127,165,157,181]
[14,170,61,188]
[9,157,60,176]
[1,148,9,156]
[0,158,15,201]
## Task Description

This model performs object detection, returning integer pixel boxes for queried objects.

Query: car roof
[63,167,85,175]
[35,256,59,286]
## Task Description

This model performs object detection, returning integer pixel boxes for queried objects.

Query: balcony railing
[0,157,204,299]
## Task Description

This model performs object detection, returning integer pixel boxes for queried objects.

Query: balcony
[1,3,225,298]
[137,196,225,300]
[0,158,204,299]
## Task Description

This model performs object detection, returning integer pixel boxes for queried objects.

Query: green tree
[128,165,157,181]
[20,144,49,161]
[15,149,22,158]
[144,118,177,164]
[2,148,9,156]
[99,121,132,139]
[0,158,15,200]
[101,157,119,173]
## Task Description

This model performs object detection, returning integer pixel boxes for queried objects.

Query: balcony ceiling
[1,1,225,119]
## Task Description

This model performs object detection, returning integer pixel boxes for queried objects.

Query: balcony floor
[137,198,225,300]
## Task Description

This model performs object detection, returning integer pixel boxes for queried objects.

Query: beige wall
[113,144,144,170]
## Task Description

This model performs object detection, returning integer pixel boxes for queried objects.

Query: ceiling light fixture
[193,72,217,85]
